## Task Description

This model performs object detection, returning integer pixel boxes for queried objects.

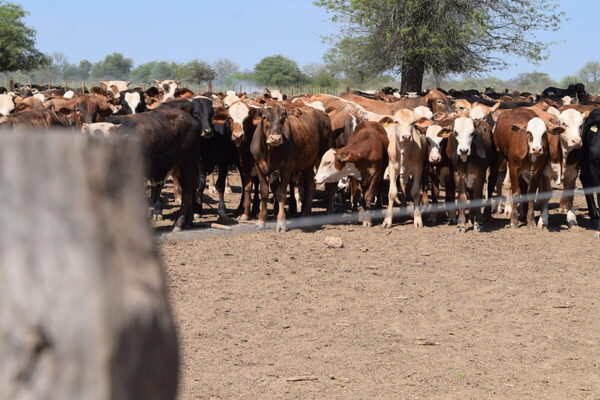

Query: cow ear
[549,126,565,135]
[154,79,161,85]
[289,109,302,117]
[332,127,345,139]
[437,128,452,138]
[379,116,394,127]
[582,110,591,119]
[336,152,351,164]
[415,117,432,134]
[175,80,182,85]
[100,81,108,88]
[474,131,487,159]
[125,81,132,87]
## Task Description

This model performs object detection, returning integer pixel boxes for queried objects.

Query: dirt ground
[155,174,600,400]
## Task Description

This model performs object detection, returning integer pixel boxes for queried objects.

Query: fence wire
[157,185,600,242]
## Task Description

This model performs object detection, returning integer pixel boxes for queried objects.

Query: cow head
[100,80,131,93]
[425,89,452,114]
[557,109,585,150]
[191,96,214,137]
[452,99,472,117]
[314,148,362,184]
[0,93,15,116]
[425,125,450,164]
[154,80,180,102]
[81,122,121,137]
[391,109,430,144]
[512,117,549,158]
[260,104,296,147]
[119,90,147,115]
[211,107,232,139]
[228,101,249,146]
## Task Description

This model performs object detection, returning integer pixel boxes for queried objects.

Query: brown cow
[250,104,333,232]
[0,108,74,129]
[342,89,451,115]
[314,121,389,227]
[493,108,564,228]
[439,117,497,232]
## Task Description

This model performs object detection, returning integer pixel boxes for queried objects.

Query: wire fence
[157,185,600,242]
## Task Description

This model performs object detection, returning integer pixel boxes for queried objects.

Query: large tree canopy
[0,1,48,72]
[316,0,563,92]
[254,55,306,88]
[91,53,133,80]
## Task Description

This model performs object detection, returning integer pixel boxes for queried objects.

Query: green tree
[0,1,48,72]
[304,63,339,87]
[77,59,92,80]
[175,60,215,85]
[316,0,563,93]
[91,53,133,79]
[577,62,600,93]
[254,55,306,87]
[511,72,557,93]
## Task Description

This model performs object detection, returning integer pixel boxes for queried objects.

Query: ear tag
[591,125,598,133]
[383,122,390,128]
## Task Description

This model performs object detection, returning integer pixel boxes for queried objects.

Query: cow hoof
[362,220,372,228]
[473,224,481,232]
[256,221,266,230]
[414,218,423,228]
[527,223,537,230]
[509,223,519,229]
[456,225,466,234]
[595,232,600,239]
[382,218,393,229]
[153,213,163,221]
[172,226,182,233]
[237,214,250,222]
[275,222,287,233]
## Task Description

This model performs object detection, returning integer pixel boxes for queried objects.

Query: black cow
[106,108,208,231]
[580,108,600,237]
[541,83,587,101]
[194,107,239,221]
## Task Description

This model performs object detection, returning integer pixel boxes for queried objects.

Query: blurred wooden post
[0,133,179,400]
[9,79,14,91]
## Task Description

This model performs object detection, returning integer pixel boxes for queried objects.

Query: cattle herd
[1,80,600,237]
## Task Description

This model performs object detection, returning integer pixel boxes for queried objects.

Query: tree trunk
[400,62,425,94]
[0,133,179,400]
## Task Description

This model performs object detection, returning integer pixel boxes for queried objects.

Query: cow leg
[225,174,233,194]
[194,171,207,219]
[207,171,218,195]
[238,170,253,221]
[173,158,197,232]
[149,182,164,221]
[455,173,467,233]
[537,167,552,230]
[444,171,457,225]
[362,176,380,228]
[256,170,269,229]
[301,168,316,217]
[215,165,228,221]
[485,157,499,221]
[276,173,291,232]
[472,178,485,232]
[429,170,440,224]
[508,165,520,228]
[382,163,398,228]
[251,176,260,217]
[410,173,423,228]
[288,181,298,217]
[562,163,579,228]
[172,173,182,206]
[325,183,336,214]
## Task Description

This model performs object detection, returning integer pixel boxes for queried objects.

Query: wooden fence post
[0,133,179,400]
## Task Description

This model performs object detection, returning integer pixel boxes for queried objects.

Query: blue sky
[13,0,596,80]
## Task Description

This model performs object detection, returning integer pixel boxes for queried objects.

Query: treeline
[3,51,600,95]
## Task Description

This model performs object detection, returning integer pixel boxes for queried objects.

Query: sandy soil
[155,174,600,400]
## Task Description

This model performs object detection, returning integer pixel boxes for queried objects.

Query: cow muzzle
[267,134,283,146]
[568,137,582,149]
[201,128,213,138]
[401,134,412,143]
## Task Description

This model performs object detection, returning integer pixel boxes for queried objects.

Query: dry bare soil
[155,176,600,400]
